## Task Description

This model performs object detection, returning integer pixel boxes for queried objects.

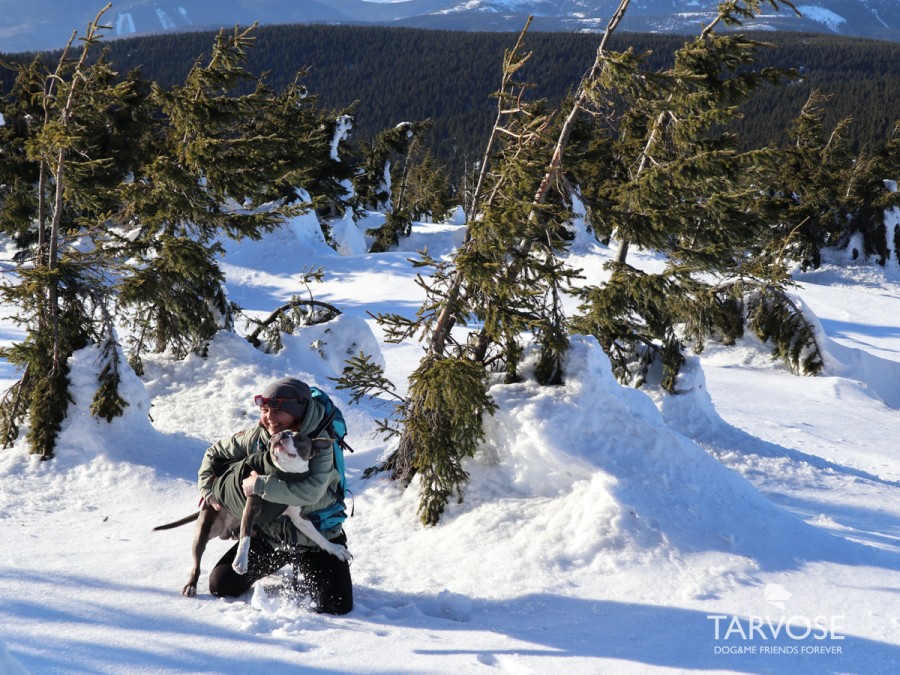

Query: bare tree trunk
[48,146,66,368]
[426,16,536,359]
[36,161,49,263]
[36,32,76,265]
[532,0,631,210]
[44,4,111,368]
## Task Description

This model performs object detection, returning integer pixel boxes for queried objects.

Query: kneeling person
[198,377,353,615]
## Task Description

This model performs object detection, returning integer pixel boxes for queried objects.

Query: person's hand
[242,470,260,497]
[201,476,222,510]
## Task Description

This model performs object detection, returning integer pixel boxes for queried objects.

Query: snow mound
[810,312,900,410]
[278,313,385,378]
[398,221,466,259]
[55,340,161,468]
[140,316,382,446]
[221,204,338,278]
[352,336,856,602]
[417,336,848,592]
[327,211,368,256]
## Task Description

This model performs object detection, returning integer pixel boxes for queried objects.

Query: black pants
[208,532,353,615]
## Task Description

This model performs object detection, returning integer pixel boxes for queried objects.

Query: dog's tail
[152,512,200,531]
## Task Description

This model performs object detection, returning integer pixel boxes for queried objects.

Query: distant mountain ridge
[1,0,898,53]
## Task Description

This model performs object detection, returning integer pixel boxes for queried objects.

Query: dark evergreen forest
[3,23,899,184]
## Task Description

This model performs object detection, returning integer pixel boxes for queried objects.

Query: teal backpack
[306,386,354,532]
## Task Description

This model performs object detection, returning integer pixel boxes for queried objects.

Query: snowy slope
[0,205,898,673]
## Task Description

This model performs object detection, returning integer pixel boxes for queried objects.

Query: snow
[115,12,136,37]
[1,200,899,673]
[796,6,847,32]
[331,115,353,163]
[155,9,176,31]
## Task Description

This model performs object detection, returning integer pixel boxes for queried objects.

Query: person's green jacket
[197,398,343,548]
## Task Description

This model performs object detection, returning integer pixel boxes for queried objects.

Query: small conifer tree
[356,120,433,252]
[91,313,130,423]
[342,16,598,523]
[401,151,453,223]
[759,90,857,270]
[0,5,133,457]
[115,25,343,369]
[571,0,801,391]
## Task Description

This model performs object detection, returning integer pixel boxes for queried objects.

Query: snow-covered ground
[796,5,847,32]
[0,207,898,674]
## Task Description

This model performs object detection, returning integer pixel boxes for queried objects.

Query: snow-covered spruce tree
[758,90,858,270]
[570,0,803,391]
[0,58,44,249]
[399,150,454,224]
[865,121,900,265]
[456,94,582,386]
[90,309,129,423]
[767,99,900,269]
[457,1,646,391]
[754,92,900,270]
[836,119,900,266]
[242,71,354,219]
[341,14,615,524]
[352,120,432,252]
[0,6,139,457]
[115,25,343,372]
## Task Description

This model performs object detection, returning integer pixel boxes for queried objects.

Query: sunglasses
[254,395,292,409]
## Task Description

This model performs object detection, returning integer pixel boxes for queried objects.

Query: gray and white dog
[154,430,351,597]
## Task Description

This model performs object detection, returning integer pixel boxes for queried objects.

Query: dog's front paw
[324,544,352,562]
[182,583,198,597]
[232,537,251,575]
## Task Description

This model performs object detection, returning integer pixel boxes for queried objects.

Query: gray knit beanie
[257,377,311,420]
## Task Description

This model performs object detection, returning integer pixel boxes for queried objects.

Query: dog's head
[269,430,331,474]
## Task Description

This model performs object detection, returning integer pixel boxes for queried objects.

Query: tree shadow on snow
[355,587,899,674]
[5,568,895,674]
[0,569,345,674]
[692,425,900,568]
[666,393,900,573]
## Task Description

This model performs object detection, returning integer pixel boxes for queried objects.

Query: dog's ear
[283,431,311,454]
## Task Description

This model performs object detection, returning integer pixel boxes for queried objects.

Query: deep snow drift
[0,206,898,674]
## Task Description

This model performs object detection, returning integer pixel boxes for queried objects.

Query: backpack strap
[310,402,355,453]
[310,407,336,439]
